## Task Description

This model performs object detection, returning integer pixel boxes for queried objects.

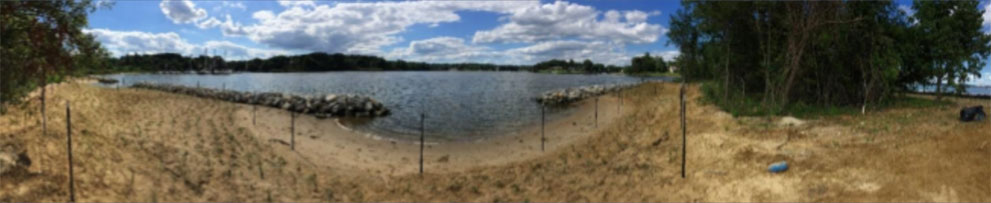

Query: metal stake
[66,101,76,202]
[290,111,295,151]
[680,83,687,178]
[541,105,545,152]
[419,113,425,175]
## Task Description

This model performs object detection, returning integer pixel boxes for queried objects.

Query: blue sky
[85,0,991,85]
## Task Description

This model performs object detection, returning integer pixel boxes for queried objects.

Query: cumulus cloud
[196,15,248,36]
[649,50,680,62]
[235,1,537,54]
[472,1,664,44]
[277,0,316,8]
[219,1,247,11]
[968,72,991,86]
[387,37,505,63]
[174,1,667,65]
[506,40,630,65]
[159,0,207,24]
[983,3,991,26]
[83,28,285,60]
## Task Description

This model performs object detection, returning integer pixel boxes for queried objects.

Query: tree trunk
[41,72,46,136]
[724,45,731,101]
[935,74,944,101]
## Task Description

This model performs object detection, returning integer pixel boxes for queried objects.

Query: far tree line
[108,52,667,74]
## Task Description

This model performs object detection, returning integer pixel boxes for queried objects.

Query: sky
[85,0,991,85]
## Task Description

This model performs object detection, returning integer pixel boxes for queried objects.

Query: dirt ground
[1,80,988,202]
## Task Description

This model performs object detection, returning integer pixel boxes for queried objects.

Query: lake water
[916,85,991,96]
[104,71,664,141]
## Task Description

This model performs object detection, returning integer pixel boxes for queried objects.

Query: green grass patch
[627,72,681,78]
[699,82,952,119]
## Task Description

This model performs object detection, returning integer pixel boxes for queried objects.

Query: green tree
[631,52,656,73]
[1,0,109,111]
[912,0,991,100]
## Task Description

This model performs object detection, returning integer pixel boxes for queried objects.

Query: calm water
[916,85,991,96]
[104,71,664,141]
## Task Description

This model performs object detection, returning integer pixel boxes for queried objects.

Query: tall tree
[1,0,108,114]
[913,0,991,100]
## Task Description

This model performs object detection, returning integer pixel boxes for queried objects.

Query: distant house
[669,66,678,73]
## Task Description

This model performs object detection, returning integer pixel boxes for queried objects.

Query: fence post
[541,105,545,152]
[253,105,257,126]
[680,83,686,178]
[290,111,295,151]
[42,85,46,136]
[419,113,425,175]
[66,101,76,202]
[594,96,598,128]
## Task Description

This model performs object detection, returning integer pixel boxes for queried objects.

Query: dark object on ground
[959,106,986,122]
[96,78,119,84]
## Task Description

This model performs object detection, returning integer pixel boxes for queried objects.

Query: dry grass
[1,81,988,202]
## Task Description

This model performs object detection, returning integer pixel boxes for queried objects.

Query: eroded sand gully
[1,80,988,202]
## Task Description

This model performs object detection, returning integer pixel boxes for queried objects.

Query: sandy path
[236,93,630,176]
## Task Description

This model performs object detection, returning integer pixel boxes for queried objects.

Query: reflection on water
[105,71,669,141]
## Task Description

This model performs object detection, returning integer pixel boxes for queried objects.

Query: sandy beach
[1,80,988,202]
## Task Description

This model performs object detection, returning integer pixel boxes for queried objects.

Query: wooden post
[419,113,425,175]
[594,96,598,128]
[252,105,257,126]
[540,105,547,151]
[680,83,686,178]
[617,91,621,112]
[42,83,46,136]
[66,101,76,202]
[290,111,295,151]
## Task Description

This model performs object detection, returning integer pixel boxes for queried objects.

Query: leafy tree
[1,0,110,111]
[666,0,989,115]
[912,0,991,100]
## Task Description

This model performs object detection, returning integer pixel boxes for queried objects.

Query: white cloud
[235,1,537,54]
[505,40,630,65]
[387,38,637,65]
[84,28,195,55]
[652,50,680,62]
[983,3,991,26]
[196,15,248,36]
[387,37,504,63]
[160,1,667,65]
[159,0,207,24]
[277,0,315,8]
[472,1,665,44]
[222,1,246,10]
[983,3,991,33]
[83,28,285,60]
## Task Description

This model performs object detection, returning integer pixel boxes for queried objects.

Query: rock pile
[132,83,390,118]
[535,83,637,105]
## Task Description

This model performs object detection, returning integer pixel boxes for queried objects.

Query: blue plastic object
[768,161,788,173]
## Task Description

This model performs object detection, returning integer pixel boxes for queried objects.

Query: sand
[1,79,989,202]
